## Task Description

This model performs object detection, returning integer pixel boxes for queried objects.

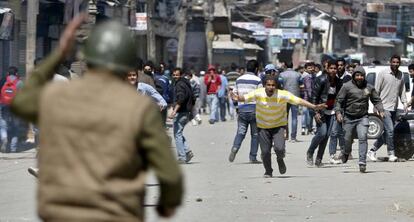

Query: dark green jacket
[335,81,384,118]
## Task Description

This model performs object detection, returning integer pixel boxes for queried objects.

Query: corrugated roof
[243,43,263,51]
[280,3,355,21]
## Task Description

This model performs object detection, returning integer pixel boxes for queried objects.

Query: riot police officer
[11,15,183,221]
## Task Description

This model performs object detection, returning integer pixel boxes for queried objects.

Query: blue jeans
[286,104,298,139]
[207,94,219,122]
[372,110,396,155]
[218,97,227,121]
[232,112,259,161]
[307,114,335,161]
[328,116,345,155]
[1,106,19,152]
[301,106,311,130]
[342,116,369,165]
[309,109,315,131]
[227,97,235,120]
[173,112,191,161]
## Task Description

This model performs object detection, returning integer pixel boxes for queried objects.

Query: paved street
[1,115,414,222]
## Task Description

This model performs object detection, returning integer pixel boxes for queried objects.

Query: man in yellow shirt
[232,75,325,177]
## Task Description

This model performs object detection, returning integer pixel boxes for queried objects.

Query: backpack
[154,75,171,103]
[0,76,20,105]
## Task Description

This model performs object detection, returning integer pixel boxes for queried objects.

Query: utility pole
[305,3,312,60]
[325,0,334,53]
[24,0,38,144]
[204,0,214,66]
[357,0,364,53]
[146,0,156,62]
[176,0,189,68]
[269,0,279,64]
[25,0,38,77]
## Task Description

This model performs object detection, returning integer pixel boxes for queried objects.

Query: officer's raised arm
[11,14,87,123]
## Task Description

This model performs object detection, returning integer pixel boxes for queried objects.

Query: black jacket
[174,77,194,113]
[335,80,384,118]
[311,73,342,106]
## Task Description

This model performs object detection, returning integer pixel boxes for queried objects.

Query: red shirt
[204,73,221,94]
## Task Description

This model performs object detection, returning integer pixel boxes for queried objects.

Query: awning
[245,56,257,61]
[213,41,243,50]
[243,43,263,51]
[0,8,11,14]
[363,37,395,48]
[349,33,399,47]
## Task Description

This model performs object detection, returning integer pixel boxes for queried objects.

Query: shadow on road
[312,165,345,168]
[342,170,393,174]
[247,175,310,179]
[0,156,36,160]
[236,162,263,165]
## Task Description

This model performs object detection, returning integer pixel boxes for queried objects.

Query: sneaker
[329,155,341,164]
[28,167,39,178]
[359,164,366,173]
[315,159,324,167]
[191,119,198,126]
[306,153,313,166]
[277,158,287,174]
[185,151,194,163]
[301,128,306,135]
[341,153,349,164]
[367,150,377,162]
[228,148,238,162]
[209,119,215,124]
[263,173,272,178]
[289,138,300,143]
[388,154,398,162]
[197,119,202,125]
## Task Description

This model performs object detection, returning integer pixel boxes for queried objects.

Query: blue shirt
[137,82,167,110]
[218,75,228,98]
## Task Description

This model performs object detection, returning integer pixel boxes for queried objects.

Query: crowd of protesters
[225,55,412,176]
[1,52,414,177]
[4,17,414,222]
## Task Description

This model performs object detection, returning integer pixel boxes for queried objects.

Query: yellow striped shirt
[244,88,301,129]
